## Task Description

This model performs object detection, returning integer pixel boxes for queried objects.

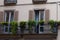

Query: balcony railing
[33,0,47,4]
[33,0,47,1]
[0,24,58,34]
[4,0,17,6]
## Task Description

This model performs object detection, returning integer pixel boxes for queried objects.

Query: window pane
[9,27,11,32]
[10,11,14,22]
[40,27,44,32]
[5,27,8,32]
[35,10,39,22]
[6,12,9,22]
[40,11,44,20]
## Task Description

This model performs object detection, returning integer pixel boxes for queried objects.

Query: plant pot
[40,23,44,26]
[3,23,8,26]
[29,28,32,34]
[20,26,25,34]
[28,26,33,34]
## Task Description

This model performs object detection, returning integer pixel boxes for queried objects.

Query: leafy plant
[1,22,8,26]
[28,20,36,26]
[48,20,56,33]
[48,20,55,28]
[10,21,18,34]
[28,20,36,33]
[38,20,44,25]
[20,21,27,33]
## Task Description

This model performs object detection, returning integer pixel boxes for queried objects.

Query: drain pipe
[56,2,58,21]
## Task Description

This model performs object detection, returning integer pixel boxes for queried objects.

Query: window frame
[34,9,45,34]
[4,10,14,34]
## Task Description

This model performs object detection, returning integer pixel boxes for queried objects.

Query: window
[35,10,44,22]
[4,10,14,34]
[35,10,44,33]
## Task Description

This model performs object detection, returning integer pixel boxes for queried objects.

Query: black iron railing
[33,0,47,4]
[33,0,47,1]
[0,24,58,34]
[4,0,17,3]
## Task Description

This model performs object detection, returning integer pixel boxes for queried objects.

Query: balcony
[0,21,58,40]
[4,0,17,6]
[33,0,47,4]
[0,24,57,40]
[0,24,58,34]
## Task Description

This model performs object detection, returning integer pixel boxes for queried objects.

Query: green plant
[38,20,44,25]
[48,20,55,25]
[10,21,18,34]
[28,20,36,33]
[48,20,55,28]
[1,22,8,26]
[48,20,55,32]
[48,20,59,33]
[28,20,36,26]
[20,21,27,33]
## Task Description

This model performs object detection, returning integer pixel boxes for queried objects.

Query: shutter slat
[29,10,35,20]
[14,11,18,21]
[0,11,4,22]
[45,10,49,23]
[0,11,4,34]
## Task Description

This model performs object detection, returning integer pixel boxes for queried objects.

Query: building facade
[0,0,60,40]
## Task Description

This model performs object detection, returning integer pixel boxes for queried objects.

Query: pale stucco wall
[0,0,59,40]
[57,30,60,40]
[0,4,57,22]
[56,3,60,40]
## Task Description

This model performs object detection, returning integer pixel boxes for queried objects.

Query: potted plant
[48,20,55,28]
[38,20,44,25]
[10,21,18,34]
[20,21,27,34]
[28,20,36,33]
[1,22,8,26]
[48,20,55,32]
[48,20,54,24]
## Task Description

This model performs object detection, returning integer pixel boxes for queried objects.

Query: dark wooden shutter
[29,10,35,20]
[0,11,4,34]
[14,11,18,21]
[0,11,4,22]
[45,9,49,24]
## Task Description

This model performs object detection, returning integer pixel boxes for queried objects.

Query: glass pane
[9,27,11,32]
[40,27,44,32]
[5,11,14,22]
[10,11,14,22]
[40,11,44,20]
[35,10,39,22]
[5,27,8,32]
[6,12,9,22]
